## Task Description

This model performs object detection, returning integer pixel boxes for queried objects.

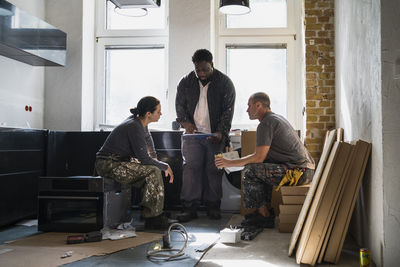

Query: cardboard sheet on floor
[0,231,162,267]
[288,129,337,256]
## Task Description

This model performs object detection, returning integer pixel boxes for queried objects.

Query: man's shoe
[207,209,221,220]
[176,211,198,223]
[244,208,275,220]
[241,213,275,229]
[145,215,178,230]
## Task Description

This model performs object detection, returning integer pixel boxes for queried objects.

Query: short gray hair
[250,92,270,109]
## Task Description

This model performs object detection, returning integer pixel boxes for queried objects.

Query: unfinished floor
[0,212,364,267]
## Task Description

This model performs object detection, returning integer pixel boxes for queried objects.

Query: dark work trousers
[180,135,225,205]
[243,163,314,209]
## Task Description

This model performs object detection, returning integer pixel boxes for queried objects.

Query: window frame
[214,0,304,132]
[95,0,169,129]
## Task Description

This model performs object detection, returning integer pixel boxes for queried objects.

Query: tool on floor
[66,231,102,244]
[146,223,188,261]
[238,225,263,241]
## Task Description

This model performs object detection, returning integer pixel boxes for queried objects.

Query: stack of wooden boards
[288,128,372,266]
[279,185,310,233]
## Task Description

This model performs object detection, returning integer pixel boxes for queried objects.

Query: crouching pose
[95,96,176,229]
[215,92,315,228]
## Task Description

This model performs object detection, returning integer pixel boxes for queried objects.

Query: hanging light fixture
[0,0,14,17]
[219,0,250,15]
[109,0,160,17]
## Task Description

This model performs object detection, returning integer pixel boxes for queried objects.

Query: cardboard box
[279,204,303,215]
[279,222,296,233]
[241,131,256,157]
[280,184,310,196]
[282,195,306,204]
[279,214,299,223]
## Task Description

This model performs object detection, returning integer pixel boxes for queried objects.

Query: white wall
[0,0,46,129]
[380,0,400,266]
[335,0,400,266]
[167,0,212,125]
[44,0,83,130]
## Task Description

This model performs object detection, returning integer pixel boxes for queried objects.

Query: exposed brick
[307,65,322,72]
[319,100,331,107]
[306,17,317,24]
[317,2,330,8]
[307,108,324,115]
[320,73,330,79]
[308,115,318,122]
[307,24,323,30]
[325,108,335,114]
[306,10,322,16]
[318,31,328,37]
[319,116,330,122]
[306,79,318,87]
[306,73,317,79]
[318,58,331,65]
[305,2,316,9]
[306,31,316,37]
[318,16,330,23]
[325,79,335,86]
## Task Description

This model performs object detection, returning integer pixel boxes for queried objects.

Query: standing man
[175,49,235,222]
[215,92,315,228]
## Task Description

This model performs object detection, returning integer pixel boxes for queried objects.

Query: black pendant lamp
[219,0,250,15]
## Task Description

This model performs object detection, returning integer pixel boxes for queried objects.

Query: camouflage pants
[95,157,164,218]
[242,163,314,209]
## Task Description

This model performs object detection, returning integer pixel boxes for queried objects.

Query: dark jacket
[175,68,235,143]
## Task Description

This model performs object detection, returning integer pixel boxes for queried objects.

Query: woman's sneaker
[145,214,178,230]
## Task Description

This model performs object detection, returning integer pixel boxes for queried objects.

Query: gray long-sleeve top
[98,116,168,171]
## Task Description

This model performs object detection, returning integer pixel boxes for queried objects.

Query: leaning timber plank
[288,129,337,256]
[323,140,372,264]
[296,142,351,265]
[314,143,355,264]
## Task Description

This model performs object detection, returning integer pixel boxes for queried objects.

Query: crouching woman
[95,96,176,229]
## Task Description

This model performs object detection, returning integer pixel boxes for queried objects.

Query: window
[104,46,166,126]
[226,45,287,126]
[216,0,303,131]
[95,0,168,129]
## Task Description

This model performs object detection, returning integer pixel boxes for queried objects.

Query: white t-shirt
[193,81,211,133]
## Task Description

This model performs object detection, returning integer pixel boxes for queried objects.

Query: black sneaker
[176,211,198,223]
[244,208,275,220]
[241,213,275,229]
[145,215,178,230]
[207,209,221,220]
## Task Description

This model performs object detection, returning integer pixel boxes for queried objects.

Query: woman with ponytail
[95,96,177,229]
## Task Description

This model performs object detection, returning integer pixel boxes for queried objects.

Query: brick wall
[304,0,335,162]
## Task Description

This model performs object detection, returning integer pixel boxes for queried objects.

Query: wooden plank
[317,144,357,264]
[316,144,356,264]
[337,128,344,141]
[280,185,310,196]
[288,129,337,256]
[282,195,306,204]
[324,140,372,264]
[296,142,352,265]
[296,142,350,264]
[279,204,303,215]
[279,214,299,223]
[279,222,296,233]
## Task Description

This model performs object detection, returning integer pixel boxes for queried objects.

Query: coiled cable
[146,223,188,261]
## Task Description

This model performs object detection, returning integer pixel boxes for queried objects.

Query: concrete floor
[0,213,364,266]
[198,215,362,267]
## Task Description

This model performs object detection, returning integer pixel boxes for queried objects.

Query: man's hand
[207,132,222,143]
[165,165,174,183]
[181,122,197,134]
[215,156,231,169]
